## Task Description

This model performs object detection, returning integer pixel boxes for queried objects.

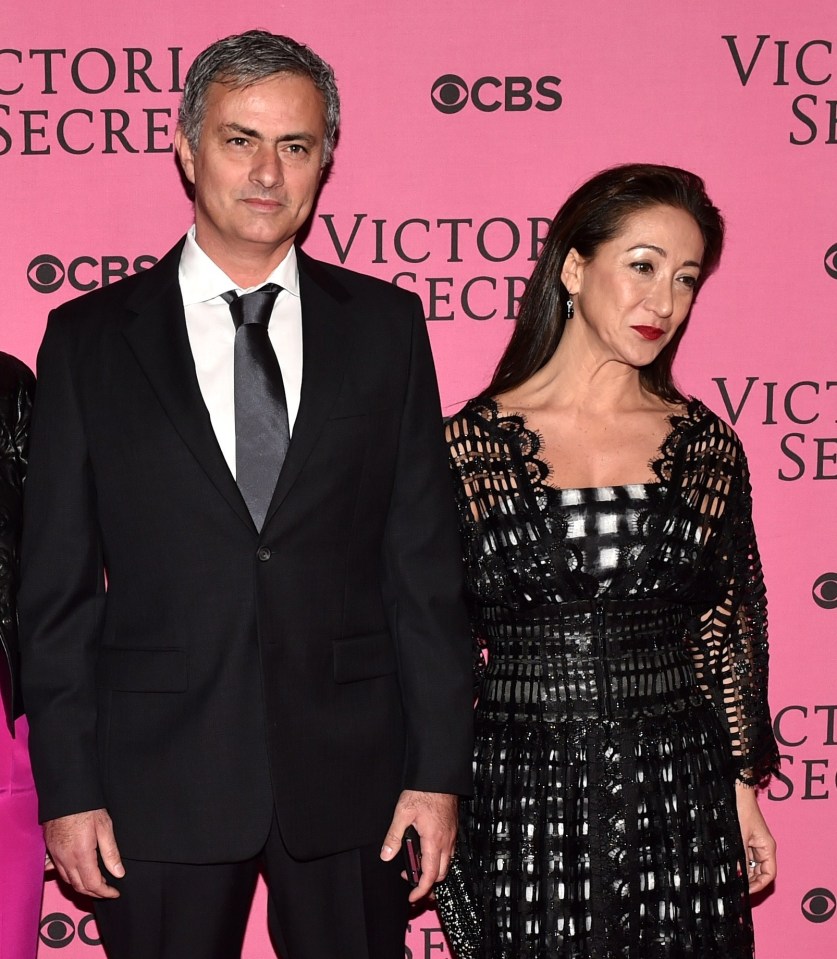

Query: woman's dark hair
[485,163,725,403]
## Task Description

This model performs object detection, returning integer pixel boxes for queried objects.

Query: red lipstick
[632,326,664,341]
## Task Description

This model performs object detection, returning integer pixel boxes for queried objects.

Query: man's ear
[561,248,584,296]
[174,127,196,185]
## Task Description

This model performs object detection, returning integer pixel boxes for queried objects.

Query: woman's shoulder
[446,394,498,423]
[445,395,502,441]
[445,395,530,481]
[679,396,743,441]
[672,396,750,470]
[446,394,540,431]
[445,394,541,454]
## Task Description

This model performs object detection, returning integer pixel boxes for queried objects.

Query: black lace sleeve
[445,409,490,696]
[681,415,780,787]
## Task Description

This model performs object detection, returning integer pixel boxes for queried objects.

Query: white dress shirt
[179,225,303,478]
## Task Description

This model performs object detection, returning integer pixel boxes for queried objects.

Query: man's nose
[251,148,284,188]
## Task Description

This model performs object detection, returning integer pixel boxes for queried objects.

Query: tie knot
[222,283,282,329]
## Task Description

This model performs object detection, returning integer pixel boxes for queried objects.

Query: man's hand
[44,808,124,899]
[380,790,458,903]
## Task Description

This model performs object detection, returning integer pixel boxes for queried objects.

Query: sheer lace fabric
[446,397,779,959]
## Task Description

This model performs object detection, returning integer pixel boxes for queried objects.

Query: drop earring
[566,297,574,319]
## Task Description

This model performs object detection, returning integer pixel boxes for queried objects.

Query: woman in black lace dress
[445,164,779,958]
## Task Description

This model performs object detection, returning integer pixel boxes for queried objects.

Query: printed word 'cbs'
[28,253,157,294]
[431,74,561,113]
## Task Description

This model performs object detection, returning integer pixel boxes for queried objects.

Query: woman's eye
[632,261,653,274]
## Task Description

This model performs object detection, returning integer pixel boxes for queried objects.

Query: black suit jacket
[19,240,473,863]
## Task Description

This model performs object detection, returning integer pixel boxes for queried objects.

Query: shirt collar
[179,224,300,306]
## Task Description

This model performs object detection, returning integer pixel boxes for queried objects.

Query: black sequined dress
[445,397,779,959]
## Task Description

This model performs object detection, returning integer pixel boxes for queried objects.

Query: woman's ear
[561,248,584,296]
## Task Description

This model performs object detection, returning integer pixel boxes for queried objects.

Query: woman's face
[561,204,705,369]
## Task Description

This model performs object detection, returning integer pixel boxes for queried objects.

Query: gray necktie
[221,283,288,530]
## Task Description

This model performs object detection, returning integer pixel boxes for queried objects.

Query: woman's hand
[736,782,776,894]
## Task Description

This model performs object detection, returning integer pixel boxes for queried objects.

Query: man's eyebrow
[276,131,317,144]
[221,122,263,139]
[219,123,317,145]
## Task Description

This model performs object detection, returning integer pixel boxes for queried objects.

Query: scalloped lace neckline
[468,395,701,495]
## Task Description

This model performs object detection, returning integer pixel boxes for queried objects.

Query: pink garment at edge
[0,709,45,959]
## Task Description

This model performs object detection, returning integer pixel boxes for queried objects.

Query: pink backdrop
[2,1,835,956]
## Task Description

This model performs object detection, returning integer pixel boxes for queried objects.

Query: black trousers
[93,817,410,959]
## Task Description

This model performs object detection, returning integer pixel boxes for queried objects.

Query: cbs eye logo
[825,242,837,280]
[431,74,562,114]
[27,253,157,294]
[812,572,837,609]
[801,888,836,923]
[28,255,66,294]
[39,912,101,948]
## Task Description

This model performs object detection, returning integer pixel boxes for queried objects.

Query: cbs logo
[812,572,837,609]
[39,912,101,948]
[825,242,837,279]
[801,888,836,924]
[27,253,157,294]
[431,74,561,114]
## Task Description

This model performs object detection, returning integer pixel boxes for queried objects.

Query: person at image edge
[0,351,43,959]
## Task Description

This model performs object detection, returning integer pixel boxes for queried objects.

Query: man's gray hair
[178,29,340,165]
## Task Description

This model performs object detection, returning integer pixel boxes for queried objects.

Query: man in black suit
[19,30,472,959]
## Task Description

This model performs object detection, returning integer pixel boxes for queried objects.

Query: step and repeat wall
[2,1,834,956]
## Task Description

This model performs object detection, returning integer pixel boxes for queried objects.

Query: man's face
[175,72,326,269]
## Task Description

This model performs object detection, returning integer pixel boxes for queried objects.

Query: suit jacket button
[257,547,271,562]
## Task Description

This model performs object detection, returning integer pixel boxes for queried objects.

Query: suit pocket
[332,631,397,684]
[97,646,187,692]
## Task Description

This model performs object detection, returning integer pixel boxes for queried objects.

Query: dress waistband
[476,599,702,722]
[479,599,690,653]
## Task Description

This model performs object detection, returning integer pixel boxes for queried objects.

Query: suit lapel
[121,240,254,531]
[262,251,351,528]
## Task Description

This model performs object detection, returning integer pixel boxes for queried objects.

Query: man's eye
[286,144,307,155]
[228,137,249,146]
